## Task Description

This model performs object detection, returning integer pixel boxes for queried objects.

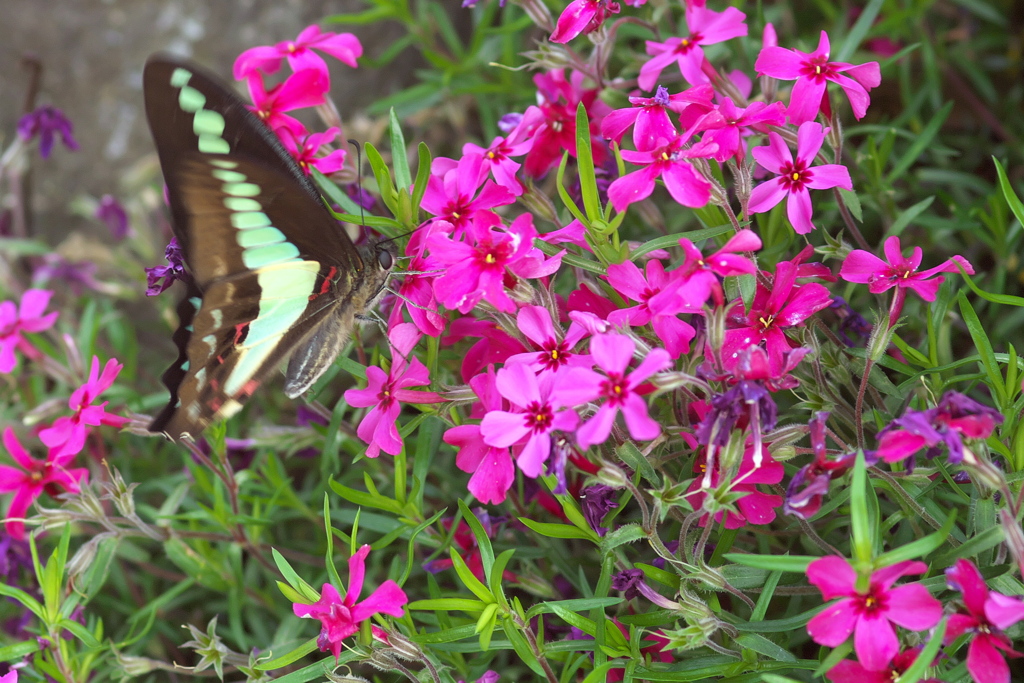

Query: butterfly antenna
[384,285,443,315]
[348,138,368,230]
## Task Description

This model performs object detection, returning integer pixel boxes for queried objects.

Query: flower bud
[596,463,630,489]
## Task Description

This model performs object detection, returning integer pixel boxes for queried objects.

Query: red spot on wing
[309,266,338,301]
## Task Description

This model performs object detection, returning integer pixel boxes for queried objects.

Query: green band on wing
[224,197,262,212]
[212,169,247,183]
[236,226,284,248]
[210,159,238,170]
[170,68,192,88]
[178,85,207,113]
[242,242,301,269]
[193,110,226,137]
[198,135,230,154]
[223,181,261,198]
[231,211,273,230]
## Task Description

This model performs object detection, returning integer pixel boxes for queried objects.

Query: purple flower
[32,254,103,295]
[755,30,881,125]
[96,195,131,240]
[145,237,189,296]
[18,106,79,158]
[572,334,672,448]
[876,392,1003,465]
[747,122,853,235]
[581,484,619,536]
[611,568,678,608]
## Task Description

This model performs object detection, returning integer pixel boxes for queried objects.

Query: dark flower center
[525,401,554,432]
[800,56,837,82]
[779,161,811,191]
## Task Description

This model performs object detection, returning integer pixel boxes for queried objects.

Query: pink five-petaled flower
[722,257,832,375]
[692,97,787,162]
[944,558,1024,683]
[686,444,783,529]
[550,0,620,43]
[479,362,589,478]
[428,211,561,314]
[651,229,761,312]
[638,5,747,90]
[233,25,362,80]
[344,324,444,458]
[806,557,943,672]
[605,258,702,358]
[600,85,714,152]
[244,69,328,136]
[461,109,537,197]
[445,367,516,504]
[386,254,446,338]
[572,334,672,448]
[278,126,347,176]
[38,357,129,459]
[420,155,516,236]
[0,428,88,540]
[747,121,852,234]
[505,305,592,375]
[826,648,940,683]
[608,133,717,212]
[840,235,975,323]
[0,289,59,374]
[755,31,881,125]
[293,545,408,660]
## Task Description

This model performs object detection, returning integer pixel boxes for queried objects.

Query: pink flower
[686,444,783,529]
[826,648,940,683]
[244,69,328,136]
[755,30,881,125]
[420,155,515,236]
[806,557,943,672]
[692,98,787,162]
[520,71,611,178]
[652,230,761,312]
[462,110,537,197]
[445,368,516,504]
[505,305,592,375]
[748,122,852,234]
[638,5,747,90]
[480,363,589,477]
[571,334,672,447]
[234,25,362,80]
[605,259,700,357]
[0,289,59,373]
[945,559,1024,683]
[0,428,88,540]
[550,0,620,43]
[723,256,832,375]
[600,85,714,152]
[840,235,974,322]
[293,545,407,660]
[444,318,524,382]
[278,127,347,176]
[344,324,444,458]
[428,212,561,314]
[608,133,716,211]
[386,255,446,337]
[39,357,129,459]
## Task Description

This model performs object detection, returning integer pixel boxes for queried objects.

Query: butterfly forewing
[144,55,388,441]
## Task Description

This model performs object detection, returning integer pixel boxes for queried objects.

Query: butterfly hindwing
[144,55,391,441]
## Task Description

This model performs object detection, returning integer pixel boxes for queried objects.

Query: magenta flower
[244,69,328,136]
[0,429,88,540]
[444,317,524,382]
[755,30,881,125]
[651,229,761,312]
[686,444,783,529]
[723,257,832,375]
[550,0,620,43]
[0,289,59,374]
[520,71,611,178]
[608,133,716,211]
[445,367,515,504]
[386,255,446,338]
[278,127,347,176]
[38,357,129,459]
[638,5,748,90]
[691,98,787,162]
[96,195,131,240]
[876,392,1003,465]
[146,237,189,296]
[505,305,592,375]
[17,106,79,159]
[945,559,1024,683]
[826,648,940,683]
[600,85,714,152]
[572,334,671,447]
[479,363,589,477]
[428,212,561,314]
[344,324,444,458]
[605,258,699,357]
[293,545,407,660]
[806,557,943,672]
[420,155,515,236]
[234,25,362,80]
[748,122,852,234]
[840,235,975,321]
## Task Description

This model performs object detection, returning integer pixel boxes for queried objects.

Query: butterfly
[143,54,395,441]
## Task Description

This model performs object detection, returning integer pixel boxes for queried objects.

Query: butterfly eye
[378,250,394,270]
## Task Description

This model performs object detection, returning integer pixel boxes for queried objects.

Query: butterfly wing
[144,55,374,440]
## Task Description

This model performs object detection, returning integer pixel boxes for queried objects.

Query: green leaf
[850,450,875,565]
[895,617,946,683]
[450,549,494,603]
[628,225,733,261]
[458,500,495,579]
[556,152,588,227]
[365,142,398,215]
[750,570,782,622]
[959,292,1008,407]
[410,142,432,218]
[489,549,515,606]
[888,196,935,237]
[389,108,412,191]
[734,632,797,662]
[995,157,1024,230]
[617,440,661,486]
[254,637,322,670]
[519,518,598,542]
[875,510,957,566]
[601,524,646,552]
[329,478,404,515]
[408,598,489,612]
[835,0,884,61]
[885,102,953,184]
[575,102,601,221]
[721,554,815,573]
[838,187,862,222]
[526,597,622,620]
